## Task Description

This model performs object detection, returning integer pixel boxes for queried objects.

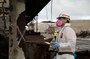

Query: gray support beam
[9,0,18,59]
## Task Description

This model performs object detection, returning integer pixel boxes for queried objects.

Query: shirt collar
[60,23,71,32]
[64,23,71,27]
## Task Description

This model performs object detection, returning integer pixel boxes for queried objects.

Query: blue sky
[38,0,90,22]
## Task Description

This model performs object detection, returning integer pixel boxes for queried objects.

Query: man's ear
[67,19,70,23]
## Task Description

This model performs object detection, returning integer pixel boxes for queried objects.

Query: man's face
[58,17,67,26]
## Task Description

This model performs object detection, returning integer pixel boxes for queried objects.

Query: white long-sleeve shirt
[56,23,77,52]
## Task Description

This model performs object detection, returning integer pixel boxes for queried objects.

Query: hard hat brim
[57,16,70,19]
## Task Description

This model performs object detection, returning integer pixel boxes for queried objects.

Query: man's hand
[50,42,60,48]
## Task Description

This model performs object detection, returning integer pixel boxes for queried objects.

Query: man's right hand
[50,42,60,48]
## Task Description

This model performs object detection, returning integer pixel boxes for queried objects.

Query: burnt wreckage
[17,0,90,59]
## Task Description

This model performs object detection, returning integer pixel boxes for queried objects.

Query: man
[52,12,77,59]
[54,30,58,41]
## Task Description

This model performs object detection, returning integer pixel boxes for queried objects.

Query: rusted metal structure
[17,0,90,59]
[0,0,90,59]
[25,0,51,23]
[17,7,51,59]
[17,0,51,59]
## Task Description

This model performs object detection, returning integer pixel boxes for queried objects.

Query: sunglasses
[58,17,67,20]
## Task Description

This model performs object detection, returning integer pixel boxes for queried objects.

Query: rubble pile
[76,30,90,38]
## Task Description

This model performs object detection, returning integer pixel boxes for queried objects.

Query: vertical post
[50,0,53,26]
[9,0,18,59]
[36,15,38,32]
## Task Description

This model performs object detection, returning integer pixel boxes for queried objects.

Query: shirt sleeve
[60,27,77,48]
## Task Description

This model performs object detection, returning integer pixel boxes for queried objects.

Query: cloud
[38,0,90,21]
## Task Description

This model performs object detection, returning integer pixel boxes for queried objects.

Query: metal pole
[9,0,18,59]
[50,0,53,26]
[35,15,38,32]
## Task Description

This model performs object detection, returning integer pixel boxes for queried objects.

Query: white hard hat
[57,12,70,19]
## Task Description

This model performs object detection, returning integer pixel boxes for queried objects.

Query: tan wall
[71,20,90,33]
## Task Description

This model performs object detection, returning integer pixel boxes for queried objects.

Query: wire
[51,0,53,26]
[17,26,26,45]
[51,0,53,20]
[45,0,53,27]
[45,6,48,21]
[45,6,50,27]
